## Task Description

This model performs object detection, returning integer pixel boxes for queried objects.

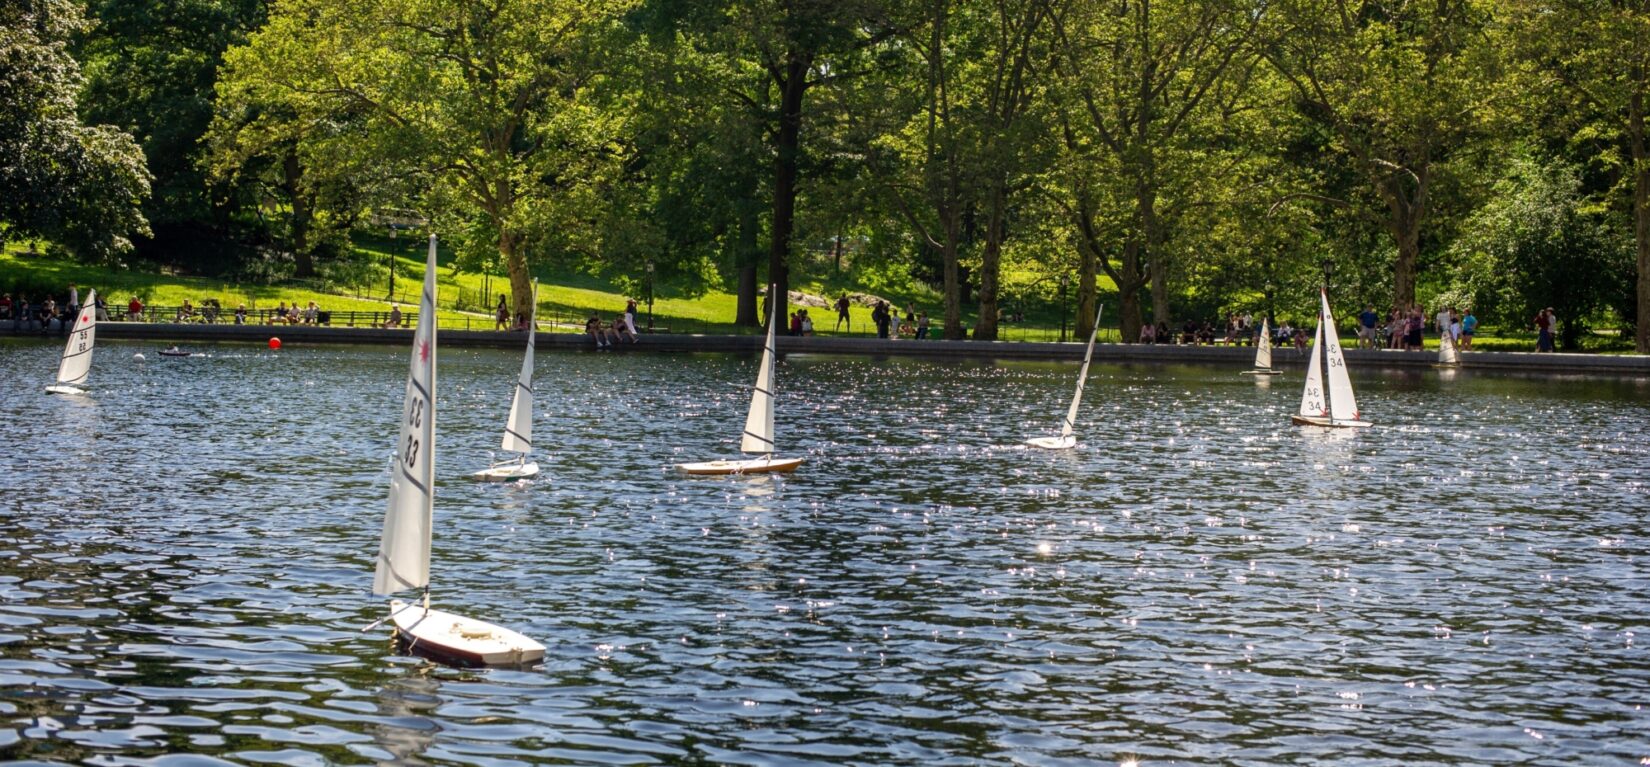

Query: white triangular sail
[375,236,438,596]
[1060,305,1104,439]
[1438,327,1460,366]
[1299,315,1327,418]
[740,290,778,455]
[55,289,98,385]
[1319,290,1360,422]
[1254,318,1273,370]
[500,283,535,455]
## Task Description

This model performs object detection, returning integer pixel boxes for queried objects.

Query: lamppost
[645,261,655,332]
[1059,274,1070,342]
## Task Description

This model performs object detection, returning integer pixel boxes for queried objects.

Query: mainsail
[1254,318,1272,370]
[1299,314,1327,418]
[1438,327,1460,366]
[56,289,98,386]
[740,290,778,455]
[375,236,438,596]
[1319,290,1360,422]
[501,283,535,455]
[1061,305,1104,439]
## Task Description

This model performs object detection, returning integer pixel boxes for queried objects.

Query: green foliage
[5,0,1647,342]
[0,0,150,262]
[78,0,267,226]
[1445,152,1632,349]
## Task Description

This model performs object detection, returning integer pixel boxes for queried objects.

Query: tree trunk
[1391,211,1420,312]
[1378,169,1426,312]
[974,183,1005,340]
[1631,89,1649,353]
[283,147,314,278]
[1119,281,1143,343]
[768,51,810,332]
[502,229,531,323]
[1076,250,1097,341]
[1149,257,1168,327]
[736,200,760,326]
[1115,240,1147,342]
[942,213,963,339]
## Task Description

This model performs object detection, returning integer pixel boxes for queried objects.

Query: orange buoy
[269,337,282,350]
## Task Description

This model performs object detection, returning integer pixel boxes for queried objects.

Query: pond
[1,337,1647,765]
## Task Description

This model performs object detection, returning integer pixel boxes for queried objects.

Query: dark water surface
[2,338,1647,765]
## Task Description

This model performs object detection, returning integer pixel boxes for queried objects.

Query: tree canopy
[5,0,1649,349]
[1,0,150,262]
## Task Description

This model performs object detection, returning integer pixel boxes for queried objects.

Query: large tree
[78,0,267,267]
[1507,0,1650,352]
[1264,0,1504,314]
[875,0,1052,340]
[1,0,150,262]
[1046,0,1264,341]
[658,0,903,328]
[214,0,632,320]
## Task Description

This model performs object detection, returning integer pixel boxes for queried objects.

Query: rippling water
[2,337,1648,765]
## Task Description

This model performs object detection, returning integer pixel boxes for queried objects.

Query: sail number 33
[403,397,425,468]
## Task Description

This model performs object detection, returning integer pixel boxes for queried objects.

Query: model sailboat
[1241,318,1282,376]
[45,290,98,395]
[474,282,540,481]
[375,235,545,667]
[1292,288,1371,428]
[677,286,803,475]
[1436,326,1461,367]
[1027,304,1103,450]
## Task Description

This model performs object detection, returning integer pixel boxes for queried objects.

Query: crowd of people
[1134,313,1296,347]
[0,283,105,332]
[3,280,1575,354]
[1126,303,1570,354]
[585,299,641,348]
[868,300,932,340]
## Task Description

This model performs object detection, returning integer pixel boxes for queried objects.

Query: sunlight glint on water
[0,337,1646,764]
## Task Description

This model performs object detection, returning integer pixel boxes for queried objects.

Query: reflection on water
[1,337,1648,764]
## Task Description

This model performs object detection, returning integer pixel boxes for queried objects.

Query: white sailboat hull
[45,384,87,395]
[388,599,546,667]
[676,456,804,475]
[1290,415,1372,428]
[1240,369,1282,376]
[1025,435,1077,450]
[472,461,540,482]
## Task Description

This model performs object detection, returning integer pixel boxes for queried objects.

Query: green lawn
[22,240,1620,350]
[4,237,1104,337]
